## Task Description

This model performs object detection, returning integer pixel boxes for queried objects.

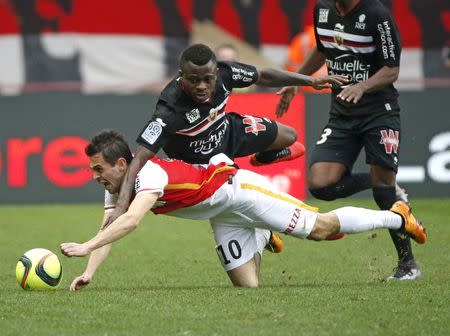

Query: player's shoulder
[141,159,167,175]
[159,78,185,106]
[315,0,333,10]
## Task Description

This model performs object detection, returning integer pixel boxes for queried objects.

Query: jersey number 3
[316,128,332,145]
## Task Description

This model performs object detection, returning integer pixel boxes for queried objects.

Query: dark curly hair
[85,130,133,165]
[180,43,216,69]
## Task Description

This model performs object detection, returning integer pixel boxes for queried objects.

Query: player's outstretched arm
[61,193,158,257]
[69,244,111,291]
[103,145,156,229]
[275,47,326,118]
[67,212,113,291]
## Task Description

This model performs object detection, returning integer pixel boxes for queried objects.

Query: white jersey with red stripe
[104,155,237,216]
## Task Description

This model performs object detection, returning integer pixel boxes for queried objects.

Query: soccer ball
[16,248,63,290]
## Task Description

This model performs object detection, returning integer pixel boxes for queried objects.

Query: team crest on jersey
[379,129,399,154]
[186,108,200,123]
[355,14,366,30]
[333,23,345,45]
[319,9,329,23]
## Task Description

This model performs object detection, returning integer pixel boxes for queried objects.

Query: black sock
[255,148,288,163]
[309,173,371,201]
[373,186,414,263]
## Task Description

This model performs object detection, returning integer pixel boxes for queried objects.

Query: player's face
[180,60,217,103]
[89,153,126,194]
[336,0,353,10]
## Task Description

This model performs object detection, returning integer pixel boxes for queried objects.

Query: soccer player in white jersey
[60,130,426,290]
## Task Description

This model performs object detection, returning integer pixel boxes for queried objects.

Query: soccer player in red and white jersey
[60,130,426,290]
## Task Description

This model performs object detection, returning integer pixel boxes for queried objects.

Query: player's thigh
[233,171,318,239]
[308,162,348,188]
[210,221,259,275]
[226,112,278,157]
[363,113,401,174]
[310,117,363,172]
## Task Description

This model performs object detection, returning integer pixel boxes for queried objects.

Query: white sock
[332,207,402,234]
[255,228,270,255]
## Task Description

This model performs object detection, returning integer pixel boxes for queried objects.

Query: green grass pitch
[1,198,449,335]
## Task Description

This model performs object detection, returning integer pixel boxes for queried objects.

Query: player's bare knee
[232,278,259,288]
[277,124,297,146]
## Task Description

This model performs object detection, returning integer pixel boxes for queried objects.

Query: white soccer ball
[16,248,63,290]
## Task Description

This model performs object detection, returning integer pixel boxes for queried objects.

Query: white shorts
[209,170,319,271]
[168,169,319,271]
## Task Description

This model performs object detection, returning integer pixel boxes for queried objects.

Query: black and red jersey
[314,0,401,116]
[136,61,258,163]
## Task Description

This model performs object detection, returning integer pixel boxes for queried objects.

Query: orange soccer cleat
[390,201,427,244]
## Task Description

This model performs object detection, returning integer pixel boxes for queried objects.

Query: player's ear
[117,158,127,172]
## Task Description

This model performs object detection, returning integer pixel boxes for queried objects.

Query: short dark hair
[85,130,133,165]
[180,44,216,68]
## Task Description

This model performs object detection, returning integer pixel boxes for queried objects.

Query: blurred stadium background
[1,1,449,335]
[0,0,449,203]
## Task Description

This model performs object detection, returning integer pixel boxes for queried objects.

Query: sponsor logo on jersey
[377,21,396,60]
[242,116,266,135]
[188,120,229,155]
[141,121,163,145]
[285,208,301,234]
[379,129,399,154]
[355,14,366,30]
[186,108,200,123]
[385,103,392,111]
[231,66,255,82]
[319,8,329,23]
[326,54,370,83]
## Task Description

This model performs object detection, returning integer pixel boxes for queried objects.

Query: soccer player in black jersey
[105,44,348,229]
[276,0,422,280]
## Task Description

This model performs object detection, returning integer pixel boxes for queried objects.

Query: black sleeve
[313,4,325,53]
[218,61,259,89]
[136,101,180,153]
[373,7,402,67]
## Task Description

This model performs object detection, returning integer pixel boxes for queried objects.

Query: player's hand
[337,82,365,103]
[69,273,92,291]
[60,242,92,257]
[275,86,298,118]
[312,74,349,90]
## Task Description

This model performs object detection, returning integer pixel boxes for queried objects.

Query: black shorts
[225,112,278,158]
[310,112,401,173]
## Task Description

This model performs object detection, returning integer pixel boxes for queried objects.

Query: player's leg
[364,113,421,280]
[231,171,423,243]
[307,205,426,244]
[223,113,304,165]
[308,118,371,200]
[210,221,268,287]
[249,122,306,166]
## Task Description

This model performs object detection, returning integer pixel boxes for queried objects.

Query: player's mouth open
[195,92,209,101]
